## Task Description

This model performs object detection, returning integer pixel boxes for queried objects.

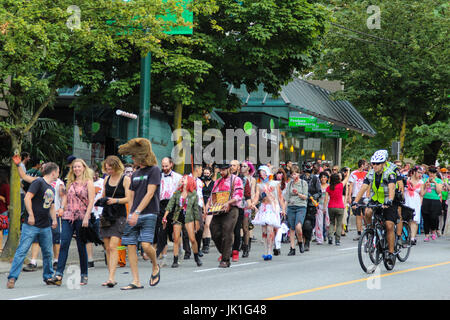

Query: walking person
[348,160,368,240]
[421,166,443,242]
[206,162,243,268]
[301,164,322,251]
[273,168,288,255]
[251,166,286,260]
[184,164,204,260]
[315,172,329,245]
[201,167,214,254]
[49,159,95,286]
[326,170,350,246]
[87,168,104,268]
[405,166,425,245]
[240,161,256,258]
[100,156,131,288]
[440,168,449,235]
[118,138,161,289]
[50,176,65,269]
[157,157,182,265]
[284,165,308,255]
[7,163,60,289]
[162,175,202,268]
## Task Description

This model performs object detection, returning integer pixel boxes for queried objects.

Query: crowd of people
[2,141,449,289]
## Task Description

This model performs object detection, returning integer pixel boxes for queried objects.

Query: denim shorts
[287,206,307,230]
[122,213,157,245]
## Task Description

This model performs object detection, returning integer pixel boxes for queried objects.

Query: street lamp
[116,109,139,137]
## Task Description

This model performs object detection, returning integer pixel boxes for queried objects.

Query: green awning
[224,78,376,137]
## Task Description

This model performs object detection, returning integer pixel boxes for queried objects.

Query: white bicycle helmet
[371,150,387,163]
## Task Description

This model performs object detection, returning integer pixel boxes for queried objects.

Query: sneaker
[232,250,239,262]
[411,239,417,245]
[88,261,95,268]
[53,261,58,269]
[273,248,280,256]
[431,234,437,240]
[353,235,360,241]
[23,263,37,272]
[6,278,15,289]
[424,236,430,242]
[328,238,333,245]
[287,248,295,256]
[184,253,191,260]
[335,240,341,246]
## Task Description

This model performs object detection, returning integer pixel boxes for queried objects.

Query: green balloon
[244,122,253,135]
[92,122,100,133]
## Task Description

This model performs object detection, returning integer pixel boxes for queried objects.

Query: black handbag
[96,175,124,227]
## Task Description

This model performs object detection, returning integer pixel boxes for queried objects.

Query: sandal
[149,264,160,287]
[105,280,117,288]
[120,283,144,290]
[48,275,62,286]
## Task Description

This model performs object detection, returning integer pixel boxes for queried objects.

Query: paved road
[1,224,449,301]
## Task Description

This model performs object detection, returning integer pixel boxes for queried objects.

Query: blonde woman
[49,158,95,286]
[100,156,131,288]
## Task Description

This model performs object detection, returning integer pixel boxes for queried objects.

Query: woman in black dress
[100,156,131,287]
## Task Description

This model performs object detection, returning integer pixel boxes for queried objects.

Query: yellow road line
[265,261,450,300]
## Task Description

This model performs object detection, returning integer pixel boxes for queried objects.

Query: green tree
[0,0,181,258]
[75,0,331,172]
[314,0,449,165]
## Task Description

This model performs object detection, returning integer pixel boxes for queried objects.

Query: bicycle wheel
[397,223,411,262]
[358,229,379,274]
[383,251,396,271]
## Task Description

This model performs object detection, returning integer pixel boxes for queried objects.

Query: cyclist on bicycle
[353,150,397,265]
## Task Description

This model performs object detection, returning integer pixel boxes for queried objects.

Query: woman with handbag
[162,175,202,268]
[49,158,95,286]
[100,156,130,287]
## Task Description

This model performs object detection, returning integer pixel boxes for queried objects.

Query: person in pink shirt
[326,170,350,246]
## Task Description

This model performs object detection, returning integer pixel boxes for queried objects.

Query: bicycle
[357,202,397,273]
[395,203,415,263]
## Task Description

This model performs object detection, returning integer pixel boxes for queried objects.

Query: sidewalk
[0,237,180,274]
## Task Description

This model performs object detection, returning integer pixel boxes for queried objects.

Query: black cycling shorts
[383,205,399,223]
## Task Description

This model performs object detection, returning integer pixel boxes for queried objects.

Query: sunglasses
[371,163,383,166]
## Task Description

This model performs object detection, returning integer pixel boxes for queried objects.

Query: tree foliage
[0,0,183,258]
[314,0,449,165]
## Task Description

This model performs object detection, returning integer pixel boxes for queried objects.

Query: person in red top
[0,170,10,253]
[326,170,350,245]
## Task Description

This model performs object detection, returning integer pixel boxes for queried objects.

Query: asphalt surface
[1,214,449,302]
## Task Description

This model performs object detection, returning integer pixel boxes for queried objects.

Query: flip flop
[149,264,160,287]
[120,283,144,290]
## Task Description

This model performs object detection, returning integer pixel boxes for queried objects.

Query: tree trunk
[399,113,407,162]
[1,134,22,261]
[423,140,442,166]
[173,102,185,174]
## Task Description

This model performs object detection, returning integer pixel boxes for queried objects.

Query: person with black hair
[405,166,425,245]
[300,164,322,251]
[421,166,443,242]
[326,170,350,246]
